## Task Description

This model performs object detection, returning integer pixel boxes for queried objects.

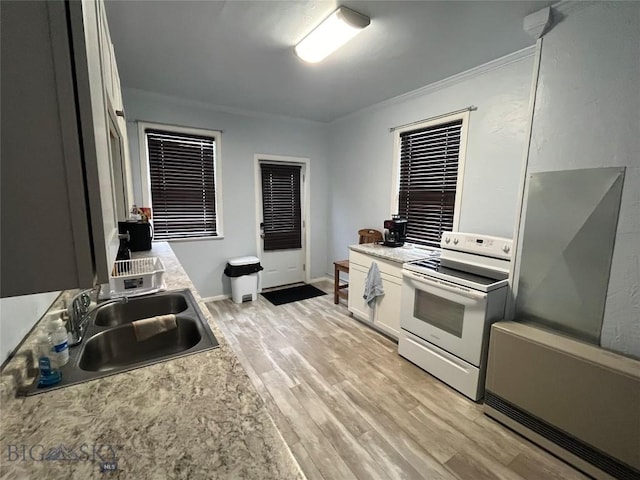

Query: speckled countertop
[349,243,440,264]
[0,243,304,479]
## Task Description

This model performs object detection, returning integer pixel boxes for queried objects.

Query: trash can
[224,256,263,304]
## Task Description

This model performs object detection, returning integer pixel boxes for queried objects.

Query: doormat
[261,284,326,306]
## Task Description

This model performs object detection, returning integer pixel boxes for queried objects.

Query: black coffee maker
[118,221,153,251]
[383,215,408,247]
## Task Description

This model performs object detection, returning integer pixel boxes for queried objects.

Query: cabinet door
[347,264,373,322]
[374,273,403,339]
[71,0,122,283]
[97,0,133,218]
[0,1,95,296]
[96,1,114,103]
[117,113,135,207]
[107,111,128,222]
[0,0,128,296]
[108,41,135,210]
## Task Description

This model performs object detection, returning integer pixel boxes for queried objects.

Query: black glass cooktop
[409,257,507,286]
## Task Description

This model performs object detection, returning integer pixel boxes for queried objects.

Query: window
[260,163,302,251]
[394,112,468,248]
[142,124,222,240]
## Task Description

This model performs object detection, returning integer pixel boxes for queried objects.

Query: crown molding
[331,45,536,124]
[122,87,328,127]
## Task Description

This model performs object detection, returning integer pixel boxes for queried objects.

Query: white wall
[123,89,330,298]
[326,52,535,269]
[0,292,59,363]
[525,2,640,358]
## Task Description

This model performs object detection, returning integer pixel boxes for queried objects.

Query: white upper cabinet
[0,0,130,297]
[95,0,134,222]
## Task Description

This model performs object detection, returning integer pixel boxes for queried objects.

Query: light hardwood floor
[206,281,589,480]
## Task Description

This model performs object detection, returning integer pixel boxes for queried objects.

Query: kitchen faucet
[67,286,128,347]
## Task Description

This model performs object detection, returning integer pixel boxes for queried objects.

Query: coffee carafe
[383,215,408,247]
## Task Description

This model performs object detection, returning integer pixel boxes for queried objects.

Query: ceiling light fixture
[295,6,370,63]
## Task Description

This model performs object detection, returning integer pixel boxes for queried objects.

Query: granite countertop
[349,242,440,264]
[0,243,304,479]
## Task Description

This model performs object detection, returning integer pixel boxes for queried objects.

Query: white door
[257,159,306,289]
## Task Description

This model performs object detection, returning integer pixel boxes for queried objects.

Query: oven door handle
[403,270,487,301]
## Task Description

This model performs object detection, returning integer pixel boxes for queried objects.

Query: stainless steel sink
[22,289,219,395]
[94,293,188,326]
[79,316,201,372]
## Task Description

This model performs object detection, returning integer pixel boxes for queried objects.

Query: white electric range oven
[399,232,512,401]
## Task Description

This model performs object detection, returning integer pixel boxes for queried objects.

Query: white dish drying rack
[109,257,166,298]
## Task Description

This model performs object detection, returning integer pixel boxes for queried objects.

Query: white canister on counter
[48,317,69,367]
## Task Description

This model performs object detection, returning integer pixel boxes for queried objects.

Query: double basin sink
[23,289,219,395]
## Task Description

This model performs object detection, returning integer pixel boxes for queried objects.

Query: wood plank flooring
[206,281,589,480]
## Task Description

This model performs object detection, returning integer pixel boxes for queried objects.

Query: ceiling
[105,0,553,123]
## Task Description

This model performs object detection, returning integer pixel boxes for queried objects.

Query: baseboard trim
[310,276,331,283]
[202,294,230,303]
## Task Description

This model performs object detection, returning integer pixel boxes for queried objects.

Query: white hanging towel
[363,261,384,307]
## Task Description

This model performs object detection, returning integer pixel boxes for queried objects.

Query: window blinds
[146,129,217,240]
[260,163,302,251]
[397,119,463,248]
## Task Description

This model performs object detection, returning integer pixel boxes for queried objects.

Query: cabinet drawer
[379,271,402,286]
[349,250,402,278]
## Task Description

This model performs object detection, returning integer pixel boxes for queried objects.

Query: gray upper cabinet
[0,0,129,297]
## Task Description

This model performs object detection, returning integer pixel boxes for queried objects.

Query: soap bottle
[48,317,69,367]
[36,333,61,388]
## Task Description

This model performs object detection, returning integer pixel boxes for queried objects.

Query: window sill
[155,235,225,243]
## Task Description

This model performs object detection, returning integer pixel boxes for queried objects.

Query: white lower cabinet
[347,251,403,340]
[347,264,373,322]
[374,272,402,338]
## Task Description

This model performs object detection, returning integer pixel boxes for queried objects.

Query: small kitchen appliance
[118,221,153,252]
[383,215,408,247]
[399,232,512,401]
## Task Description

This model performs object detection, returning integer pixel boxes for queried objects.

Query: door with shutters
[257,158,307,289]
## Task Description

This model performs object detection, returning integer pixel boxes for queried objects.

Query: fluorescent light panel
[295,6,370,63]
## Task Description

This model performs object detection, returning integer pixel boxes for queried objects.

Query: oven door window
[413,289,465,337]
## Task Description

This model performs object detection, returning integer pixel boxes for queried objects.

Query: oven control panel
[440,232,513,260]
